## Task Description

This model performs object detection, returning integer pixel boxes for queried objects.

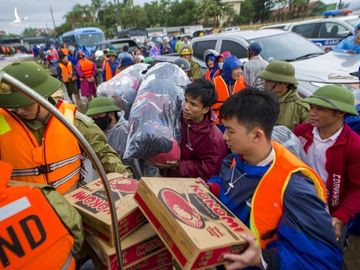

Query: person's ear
[336,111,346,118]
[252,128,265,143]
[202,106,210,115]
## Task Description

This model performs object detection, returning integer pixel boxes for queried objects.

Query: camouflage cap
[0,62,61,108]
[304,85,358,116]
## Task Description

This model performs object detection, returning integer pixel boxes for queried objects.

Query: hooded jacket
[294,123,360,224]
[166,110,227,179]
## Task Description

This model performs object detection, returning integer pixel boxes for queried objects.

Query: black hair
[220,87,280,139]
[185,78,217,108]
[123,45,129,52]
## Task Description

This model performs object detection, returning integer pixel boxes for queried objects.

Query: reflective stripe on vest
[11,154,82,177]
[0,186,75,269]
[249,142,326,249]
[78,59,94,78]
[0,102,82,195]
[59,62,74,83]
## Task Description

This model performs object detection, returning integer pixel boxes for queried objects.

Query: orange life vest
[59,62,74,83]
[250,142,326,249]
[78,58,94,79]
[0,161,75,270]
[60,48,69,56]
[212,75,246,123]
[0,102,82,195]
[102,60,113,81]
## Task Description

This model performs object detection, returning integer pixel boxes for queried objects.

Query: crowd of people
[1,34,360,270]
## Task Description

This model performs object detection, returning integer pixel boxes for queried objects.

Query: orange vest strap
[204,69,211,81]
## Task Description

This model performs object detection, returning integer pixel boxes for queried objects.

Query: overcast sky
[1,0,360,34]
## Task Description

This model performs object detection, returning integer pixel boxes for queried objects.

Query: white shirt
[306,126,343,183]
[257,147,275,166]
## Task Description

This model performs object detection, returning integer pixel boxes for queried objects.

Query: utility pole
[338,0,342,9]
[114,0,122,33]
[49,6,56,33]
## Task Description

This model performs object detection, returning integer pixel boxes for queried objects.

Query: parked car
[94,38,138,55]
[189,29,360,99]
[261,15,360,49]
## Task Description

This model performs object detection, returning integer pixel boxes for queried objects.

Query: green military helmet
[106,50,117,57]
[258,60,298,85]
[0,62,61,108]
[304,85,358,116]
[86,96,120,116]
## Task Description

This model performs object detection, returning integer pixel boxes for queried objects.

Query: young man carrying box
[207,88,342,269]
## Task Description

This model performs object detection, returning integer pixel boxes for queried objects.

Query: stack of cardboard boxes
[65,174,173,269]
[66,175,248,269]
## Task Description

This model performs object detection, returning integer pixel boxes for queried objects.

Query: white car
[190,29,360,100]
[260,15,360,49]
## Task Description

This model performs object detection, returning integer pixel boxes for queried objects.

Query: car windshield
[250,32,324,62]
[345,17,360,27]
[78,33,105,47]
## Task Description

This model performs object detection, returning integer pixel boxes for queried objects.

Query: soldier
[0,62,132,195]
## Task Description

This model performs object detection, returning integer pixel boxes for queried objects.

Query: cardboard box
[135,177,249,270]
[86,223,172,269]
[65,174,146,246]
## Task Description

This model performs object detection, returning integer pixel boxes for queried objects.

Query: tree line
[21,0,342,38]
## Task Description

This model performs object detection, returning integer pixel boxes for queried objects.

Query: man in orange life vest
[212,55,245,126]
[206,89,342,269]
[102,50,119,82]
[75,51,96,101]
[0,160,83,269]
[57,54,80,106]
[0,62,133,195]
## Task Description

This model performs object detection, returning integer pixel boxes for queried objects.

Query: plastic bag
[97,63,148,118]
[272,125,307,162]
[124,62,190,160]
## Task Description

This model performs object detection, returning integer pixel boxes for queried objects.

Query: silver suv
[190,29,360,99]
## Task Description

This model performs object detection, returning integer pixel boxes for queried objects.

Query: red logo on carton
[110,177,138,194]
[159,188,205,229]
